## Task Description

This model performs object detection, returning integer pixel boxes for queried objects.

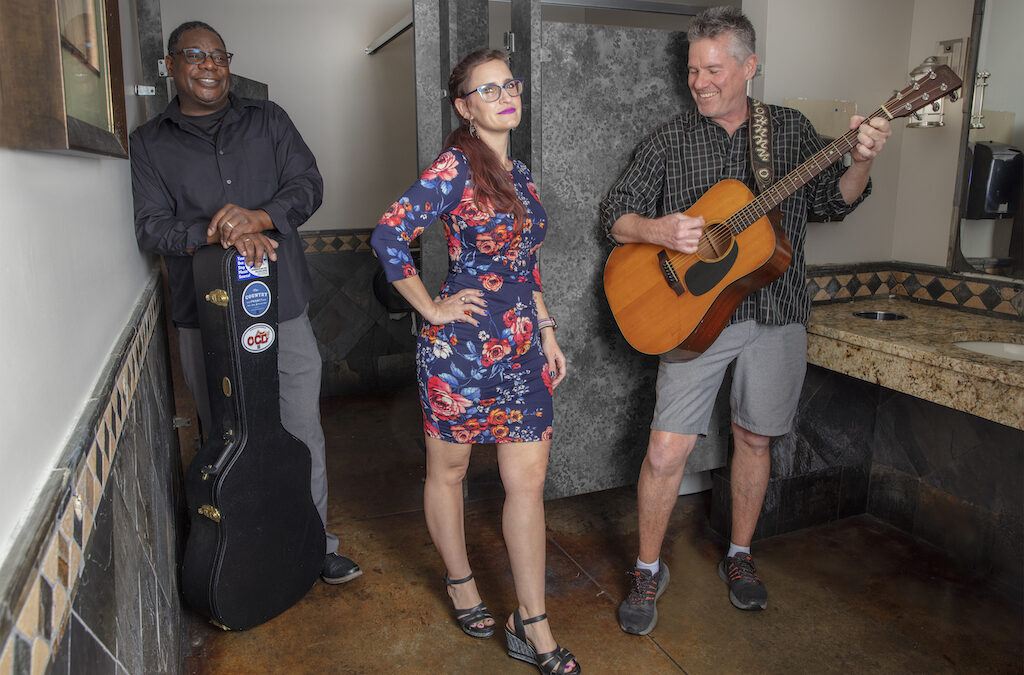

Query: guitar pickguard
[683,243,740,296]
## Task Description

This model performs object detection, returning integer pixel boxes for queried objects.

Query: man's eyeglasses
[170,48,233,67]
[462,78,524,103]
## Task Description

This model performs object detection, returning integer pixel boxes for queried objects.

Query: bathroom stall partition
[513,6,730,498]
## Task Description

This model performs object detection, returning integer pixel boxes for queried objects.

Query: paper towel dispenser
[964,142,1022,219]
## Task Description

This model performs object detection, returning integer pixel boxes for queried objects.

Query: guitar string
[660,73,952,270]
[661,121,867,267]
[660,94,916,269]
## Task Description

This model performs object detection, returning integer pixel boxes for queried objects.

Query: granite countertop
[806,297,1024,430]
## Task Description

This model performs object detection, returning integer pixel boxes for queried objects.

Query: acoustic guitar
[604,65,962,355]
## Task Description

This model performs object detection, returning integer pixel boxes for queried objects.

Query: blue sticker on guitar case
[236,254,270,280]
[241,281,271,318]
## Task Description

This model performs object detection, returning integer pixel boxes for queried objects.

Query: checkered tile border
[807,265,1024,319]
[0,289,160,675]
[300,228,419,254]
[295,235,1024,319]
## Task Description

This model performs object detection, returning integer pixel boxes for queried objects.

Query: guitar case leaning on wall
[182,245,325,630]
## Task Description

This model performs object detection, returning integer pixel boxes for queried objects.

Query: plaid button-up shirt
[601,102,869,327]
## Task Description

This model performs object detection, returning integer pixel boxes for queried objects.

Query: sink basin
[954,341,1024,361]
[853,311,907,321]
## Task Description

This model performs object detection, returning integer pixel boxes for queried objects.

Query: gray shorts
[652,321,807,437]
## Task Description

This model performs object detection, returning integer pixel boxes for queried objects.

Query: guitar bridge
[657,250,687,297]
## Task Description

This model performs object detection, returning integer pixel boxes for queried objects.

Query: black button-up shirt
[601,102,870,328]
[130,94,323,327]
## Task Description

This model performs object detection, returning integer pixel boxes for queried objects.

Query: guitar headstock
[884,64,963,120]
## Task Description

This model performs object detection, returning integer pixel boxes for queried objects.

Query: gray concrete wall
[414,0,488,296]
[520,14,726,498]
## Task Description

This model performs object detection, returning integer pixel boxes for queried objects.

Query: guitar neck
[732,106,886,232]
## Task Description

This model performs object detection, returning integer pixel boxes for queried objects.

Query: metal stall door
[517,14,729,498]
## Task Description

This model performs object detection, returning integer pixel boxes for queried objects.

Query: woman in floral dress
[371,50,578,674]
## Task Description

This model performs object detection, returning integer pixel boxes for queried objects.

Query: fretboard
[729,106,885,233]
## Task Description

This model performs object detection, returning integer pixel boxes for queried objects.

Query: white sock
[636,557,660,575]
[727,543,750,558]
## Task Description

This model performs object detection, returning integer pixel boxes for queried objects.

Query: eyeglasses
[462,78,524,103]
[170,48,233,67]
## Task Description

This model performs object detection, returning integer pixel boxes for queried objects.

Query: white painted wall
[746,0,972,266]
[0,0,153,561]
[160,0,418,232]
[890,0,973,265]
[747,0,909,264]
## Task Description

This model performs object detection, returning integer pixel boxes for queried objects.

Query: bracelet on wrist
[537,317,557,332]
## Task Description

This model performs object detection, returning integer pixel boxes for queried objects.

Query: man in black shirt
[602,7,890,633]
[130,20,360,584]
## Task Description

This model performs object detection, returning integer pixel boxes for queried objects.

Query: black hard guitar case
[182,245,325,630]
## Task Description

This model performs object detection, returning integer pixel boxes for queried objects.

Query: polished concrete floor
[185,387,1023,674]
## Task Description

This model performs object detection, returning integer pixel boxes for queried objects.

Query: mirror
[951,0,1023,279]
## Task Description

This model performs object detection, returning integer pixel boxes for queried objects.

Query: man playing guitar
[601,6,890,634]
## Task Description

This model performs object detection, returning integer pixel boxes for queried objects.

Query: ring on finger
[225,221,234,229]
[461,296,467,303]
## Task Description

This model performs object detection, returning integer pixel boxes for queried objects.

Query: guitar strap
[747,98,774,194]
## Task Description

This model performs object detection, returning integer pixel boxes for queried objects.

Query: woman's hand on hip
[429,289,487,326]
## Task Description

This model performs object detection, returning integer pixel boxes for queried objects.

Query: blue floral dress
[371,148,553,444]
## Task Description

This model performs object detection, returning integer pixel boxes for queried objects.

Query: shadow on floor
[185,386,1023,674]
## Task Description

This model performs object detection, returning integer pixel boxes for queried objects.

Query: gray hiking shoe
[718,552,767,610]
[617,563,670,635]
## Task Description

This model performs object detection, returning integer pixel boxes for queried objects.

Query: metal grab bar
[365,11,413,55]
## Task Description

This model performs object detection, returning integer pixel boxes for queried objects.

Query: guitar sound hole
[697,223,733,261]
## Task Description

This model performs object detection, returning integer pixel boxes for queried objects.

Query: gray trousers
[179,310,338,555]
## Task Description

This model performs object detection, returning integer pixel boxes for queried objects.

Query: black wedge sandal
[444,573,495,639]
[505,608,581,674]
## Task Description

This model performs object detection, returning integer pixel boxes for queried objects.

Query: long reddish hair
[445,49,527,229]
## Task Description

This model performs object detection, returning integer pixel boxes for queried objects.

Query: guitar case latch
[198,505,222,522]
[205,289,229,307]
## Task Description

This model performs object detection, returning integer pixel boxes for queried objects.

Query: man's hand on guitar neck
[610,212,705,253]
[840,115,892,204]
[849,115,891,164]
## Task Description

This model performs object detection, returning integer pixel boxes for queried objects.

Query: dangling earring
[469,119,478,138]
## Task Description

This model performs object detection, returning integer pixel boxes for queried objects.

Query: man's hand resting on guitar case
[609,212,705,253]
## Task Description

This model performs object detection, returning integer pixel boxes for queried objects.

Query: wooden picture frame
[0,0,127,158]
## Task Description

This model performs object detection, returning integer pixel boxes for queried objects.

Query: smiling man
[129,21,361,586]
[601,6,891,634]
